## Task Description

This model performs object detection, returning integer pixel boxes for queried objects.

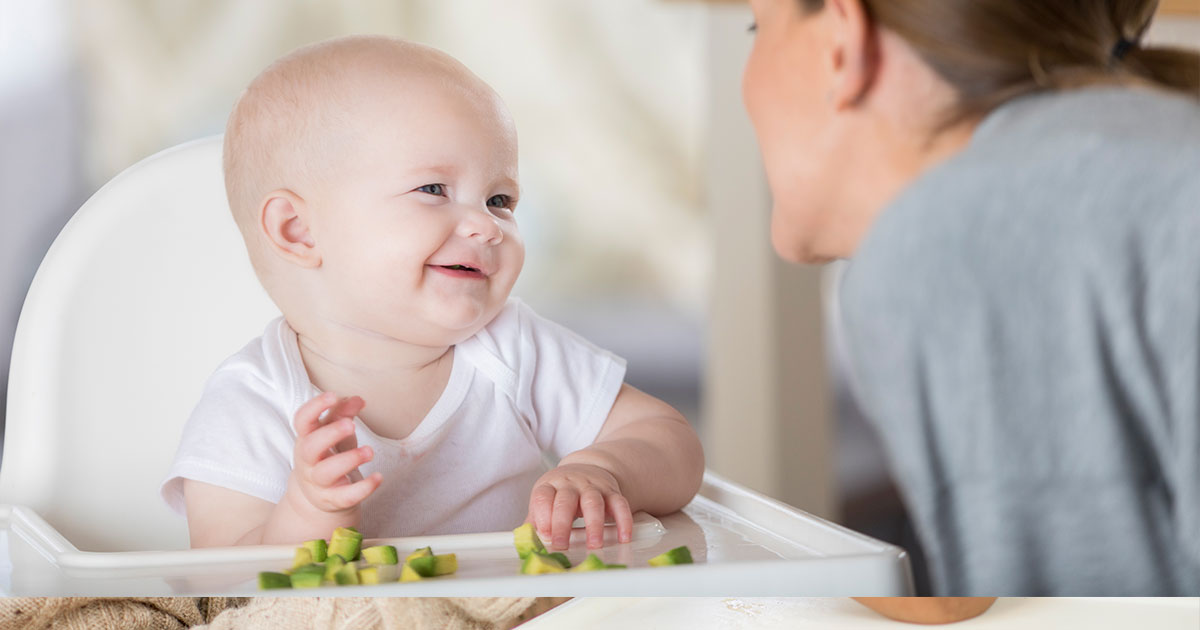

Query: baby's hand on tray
[527,463,634,550]
[286,393,383,520]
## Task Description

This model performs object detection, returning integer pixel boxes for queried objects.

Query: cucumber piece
[329,527,363,562]
[258,571,292,589]
[432,553,458,576]
[648,546,693,566]
[362,545,399,565]
[302,539,328,563]
[520,552,566,575]
[571,553,606,572]
[512,523,546,559]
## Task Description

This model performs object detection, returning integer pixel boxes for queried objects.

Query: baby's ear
[260,189,321,268]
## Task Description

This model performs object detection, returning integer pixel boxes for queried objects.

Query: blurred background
[2,0,1197,593]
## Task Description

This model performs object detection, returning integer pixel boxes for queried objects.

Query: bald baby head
[222,36,503,275]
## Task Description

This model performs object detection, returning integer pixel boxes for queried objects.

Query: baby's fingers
[550,487,580,550]
[293,392,337,438]
[297,417,357,466]
[529,484,557,543]
[607,492,634,544]
[580,488,607,549]
[310,445,373,487]
[322,472,383,511]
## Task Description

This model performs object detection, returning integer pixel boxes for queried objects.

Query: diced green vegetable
[520,552,566,575]
[571,553,606,572]
[258,571,292,589]
[362,545,399,565]
[302,539,328,563]
[512,523,546,559]
[432,553,458,576]
[648,546,693,566]
[329,527,363,561]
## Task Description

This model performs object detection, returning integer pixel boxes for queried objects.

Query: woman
[742,0,1199,596]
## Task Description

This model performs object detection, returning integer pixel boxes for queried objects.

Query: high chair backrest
[0,136,280,551]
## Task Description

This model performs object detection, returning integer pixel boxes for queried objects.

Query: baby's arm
[528,383,704,550]
[183,393,383,547]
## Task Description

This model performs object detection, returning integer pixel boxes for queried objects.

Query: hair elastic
[1111,37,1135,62]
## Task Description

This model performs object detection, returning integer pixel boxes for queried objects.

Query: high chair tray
[0,471,912,595]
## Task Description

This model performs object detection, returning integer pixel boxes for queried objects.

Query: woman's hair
[799,0,1200,121]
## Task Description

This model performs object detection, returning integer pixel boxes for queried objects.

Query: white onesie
[160,298,627,537]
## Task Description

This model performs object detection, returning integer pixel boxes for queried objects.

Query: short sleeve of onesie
[159,345,296,515]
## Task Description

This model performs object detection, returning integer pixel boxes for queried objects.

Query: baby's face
[308,72,524,346]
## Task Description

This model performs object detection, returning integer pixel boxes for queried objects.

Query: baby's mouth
[440,264,480,273]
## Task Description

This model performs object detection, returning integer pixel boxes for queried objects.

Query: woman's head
[743,0,1199,263]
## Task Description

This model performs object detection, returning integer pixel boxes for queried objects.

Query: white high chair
[0,136,279,552]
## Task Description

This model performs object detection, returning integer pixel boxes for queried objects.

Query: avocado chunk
[407,554,436,578]
[323,554,346,584]
[648,545,693,566]
[400,562,424,582]
[432,553,458,576]
[571,553,606,572]
[605,563,628,569]
[290,568,324,588]
[333,562,359,585]
[329,527,363,562]
[291,546,315,570]
[302,538,328,562]
[258,571,292,589]
[361,544,399,565]
[545,551,571,569]
[512,523,546,559]
[358,566,382,585]
[405,546,433,563]
[520,552,566,575]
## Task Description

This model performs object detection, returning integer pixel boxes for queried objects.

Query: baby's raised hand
[527,463,634,550]
[288,392,383,518]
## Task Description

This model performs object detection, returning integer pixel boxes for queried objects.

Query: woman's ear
[825,0,877,110]
[259,189,321,268]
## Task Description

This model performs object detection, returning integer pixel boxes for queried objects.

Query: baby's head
[224,35,524,347]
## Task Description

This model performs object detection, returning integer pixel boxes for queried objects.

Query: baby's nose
[458,207,503,245]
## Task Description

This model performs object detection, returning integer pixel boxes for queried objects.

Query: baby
[160,35,704,551]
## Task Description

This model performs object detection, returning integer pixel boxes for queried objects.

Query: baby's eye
[487,194,513,209]
[416,183,446,196]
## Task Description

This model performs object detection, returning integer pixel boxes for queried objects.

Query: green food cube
[545,551,571,569]
[290,570,323,588]
[432,553,458,576]
[323,555,346,583]
[334,562,360,585]
[571,553,606,572]
[302,538,328,563]
[512,523,546,559]
[405,546,433,563]
[400,562,424,582]
[291,546,314,570]
[329,527,363,562]
[648,546,693,566]
[258,571,292,590]
[362,545,399,565]
[358,566,381,585]
[520,552,566,575]
[407,554,436,578]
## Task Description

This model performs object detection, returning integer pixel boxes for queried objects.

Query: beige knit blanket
[0,597,566,630]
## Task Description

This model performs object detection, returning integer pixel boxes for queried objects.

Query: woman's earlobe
[260,190,321,268]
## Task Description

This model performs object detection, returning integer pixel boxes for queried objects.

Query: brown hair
[799,0,1200,120]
